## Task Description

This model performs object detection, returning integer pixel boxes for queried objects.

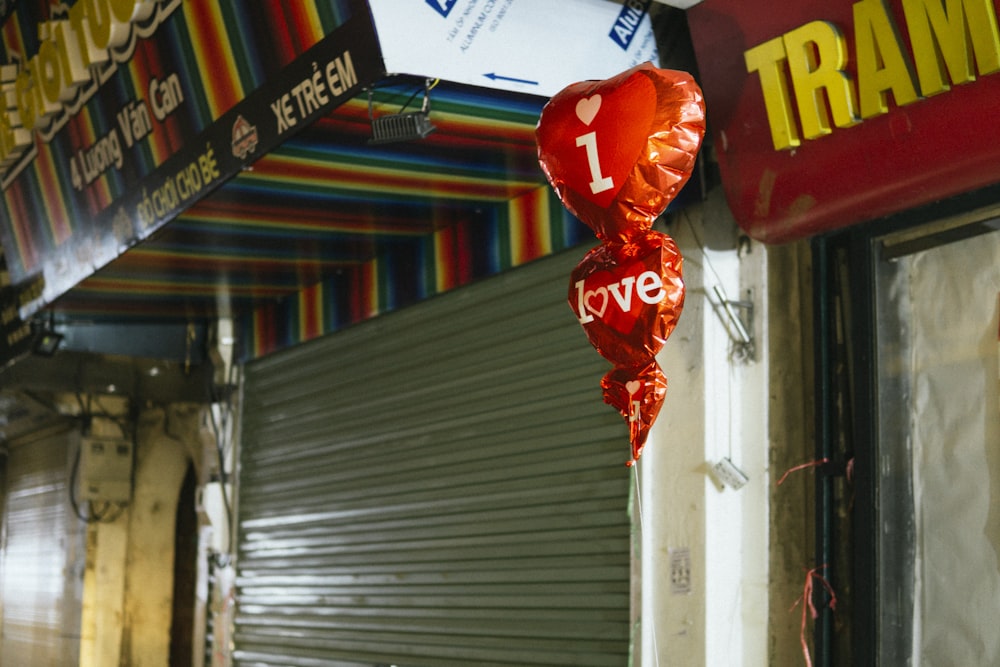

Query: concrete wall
[633,189,812,666]
[80,404,204,667]
[764,240,815,667]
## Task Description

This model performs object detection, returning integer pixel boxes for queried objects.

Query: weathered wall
[637,188,776,666]
[80,404,203,667]
[764,239,816,667]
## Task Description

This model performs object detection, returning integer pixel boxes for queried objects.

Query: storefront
[688,0,1000,664]
[11,0,996,664]
[0,2,743,666]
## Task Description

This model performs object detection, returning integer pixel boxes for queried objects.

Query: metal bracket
[367,78,437,145]
[712,285,755,363]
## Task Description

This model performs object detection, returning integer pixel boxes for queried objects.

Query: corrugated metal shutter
[236,249,631,667]
[0,425,84,666]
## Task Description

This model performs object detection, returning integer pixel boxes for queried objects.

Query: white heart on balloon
[584,286,609,318]
[575,95,602,126]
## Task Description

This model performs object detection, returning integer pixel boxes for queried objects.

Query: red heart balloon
[601,359,667,465]
[537,63,706,243]
[568,230,685,367]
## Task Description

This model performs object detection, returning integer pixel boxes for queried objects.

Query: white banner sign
[368,0,659,96]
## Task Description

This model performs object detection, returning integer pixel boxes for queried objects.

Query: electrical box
[79,436,133,503]
[197,481,233,554]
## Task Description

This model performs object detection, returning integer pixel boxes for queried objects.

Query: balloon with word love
[536,62,705,243]
[539,63,705,465]
[601,359,668,465]
[569,229,685,368]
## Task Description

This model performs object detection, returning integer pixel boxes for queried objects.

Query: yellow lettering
[33,40,63,114]
[962,0,1000,74]
[15,71,35,132]
[106,0,141,47]
[0,66,30,164]
[902,0,1000,96]
[68,0,100,67]
[0,114,15,161]
[745,36,801,150]
[133,0,158,22]
[0,0,176,177]
[49,20,91,101]
[854,0,919,118]
[745,0,1000,152]
[109,0,155,23]
[783,20,859,140]
[84,0,113,53]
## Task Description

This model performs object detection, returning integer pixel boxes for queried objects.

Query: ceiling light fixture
[367,78,438,145]
[32,314,63,357]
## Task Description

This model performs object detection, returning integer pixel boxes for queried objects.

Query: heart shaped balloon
[536,62,706,243]
[568,229,685,367]
[601,359,667,465]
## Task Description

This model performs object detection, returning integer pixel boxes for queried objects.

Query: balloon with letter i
[536,62,706,465]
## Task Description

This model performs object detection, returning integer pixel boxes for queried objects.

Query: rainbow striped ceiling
[0,0,594,359]
[49,79,592,357]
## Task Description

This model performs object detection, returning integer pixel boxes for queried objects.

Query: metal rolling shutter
[236,249,631,667]
[0,426,84,666]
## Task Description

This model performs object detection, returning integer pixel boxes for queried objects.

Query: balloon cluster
[536,62,706,465]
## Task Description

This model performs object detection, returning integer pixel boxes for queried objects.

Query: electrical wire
[68,392,131,524]
[69,437,127,524]
[371,77,440,115]
[676,210,755,363]
[207,339,240,562]
[680,209,727,289]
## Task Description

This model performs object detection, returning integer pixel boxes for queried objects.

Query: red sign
[688,0,1000,243]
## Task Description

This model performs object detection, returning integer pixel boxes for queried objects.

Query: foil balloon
[539,62,705,465]
[568,230,685,368]
[601,359,668,465]
[536,62,706,243]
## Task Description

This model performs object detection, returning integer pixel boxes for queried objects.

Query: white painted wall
[636,197,770,667]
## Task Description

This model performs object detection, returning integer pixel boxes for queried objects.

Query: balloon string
[775,458,830,487]
[633,461,661,667]
[790,565,837,667]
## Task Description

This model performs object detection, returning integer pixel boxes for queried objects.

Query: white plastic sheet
[898,229,1000,665]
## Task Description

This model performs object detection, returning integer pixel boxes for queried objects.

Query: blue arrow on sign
[483,73,539,86]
